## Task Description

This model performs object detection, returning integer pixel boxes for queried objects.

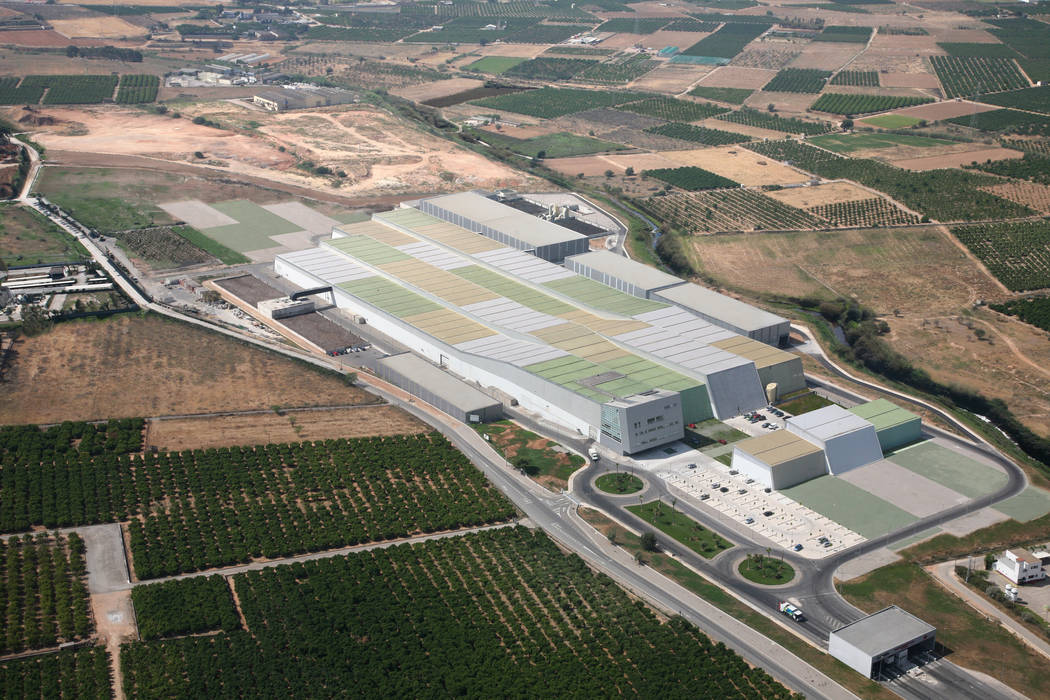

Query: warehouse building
[416,191,589,262]
[847,399,922,452]
[274,193,806,455]
[730,431,826,490]
[652,283,790,347]
[376,353,502,424]
[565,250,684,299]
[829,607,936,679]
[785,405,883,475]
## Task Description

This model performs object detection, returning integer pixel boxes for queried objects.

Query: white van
[588,447,600,462]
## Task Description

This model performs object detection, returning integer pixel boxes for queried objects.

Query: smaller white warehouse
[847,399,922,452]
[652,283,790,347]
[415,192,589,262]
[564,250,685,299]
[785,405,883,475]
[731,431,826,490]
[376,353,502,424]
[829,607,935,679]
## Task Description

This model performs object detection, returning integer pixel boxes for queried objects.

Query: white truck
[778,602,804,622]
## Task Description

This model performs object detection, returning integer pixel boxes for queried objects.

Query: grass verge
[476,420,584,490]
[777,391,834,416]
[627,500,733,558]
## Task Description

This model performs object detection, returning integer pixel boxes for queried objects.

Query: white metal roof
[395,241,472,270]
[423,192,586,248]
[474,247,576,283]
[276,247,375,284]
[612,326,752,376]
[632,306,738,344]
[787,404,874,440]
[654,283,788,333]
[565,250,684,292]
[455,333,568,367]
[831,607,935,656]
[463,297,565,333]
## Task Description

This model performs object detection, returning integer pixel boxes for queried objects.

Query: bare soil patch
[146,406,426,451]
[880,72,942,89]
[869,34,942,52]
[0,315,380,424]
[981,182,1050,214]
[788,43,862,71]
[745,91,818,114]
[0,29,90,47]
[658,146,810,185]
[393,78,484,103]
[697,66,778,89]
[934,28,1001,43]
[50,17,147,38]
[630,64,712,93]
[731,45,801,70]
[849,52,929,75]
[891,147,1023,171]
[545,152,677,176]
[890,100,998,121]
[765,181,873,207]
[696,117,786,140]
[889,310,1050,437]
[474,43,549,58]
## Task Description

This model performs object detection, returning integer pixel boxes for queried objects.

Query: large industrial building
[828,607,936,679]
[731,400,922,489]
[274,191,804,455]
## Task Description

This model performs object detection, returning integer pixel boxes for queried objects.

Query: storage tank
[765,382,778,404]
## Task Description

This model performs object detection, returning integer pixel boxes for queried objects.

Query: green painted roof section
[375,206,446,229]
[524,347,703,402]
[337,277,443,318]
[452,265,576,315]
[327,235,411,266]
[848,399,919,431]
[542,275,669,316]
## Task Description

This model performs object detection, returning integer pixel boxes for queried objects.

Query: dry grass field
[982,182,1050,214]
[50,17,147,38]
[631,64,712,93]
[891,147,1023,171]
[788,44,862,70]
[696,66,777,89]
[765,182,873,208]
[145,406,426,451]
[659,146,810,185]
[0,315,381,424]
[879,73,942,89]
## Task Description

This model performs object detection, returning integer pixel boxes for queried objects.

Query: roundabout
[595,471,645,495]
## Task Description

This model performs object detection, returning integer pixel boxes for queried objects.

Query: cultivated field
[146,406,426,451]
[0,315,380,424]
[891,147,1024,171]
[765,181,874,208]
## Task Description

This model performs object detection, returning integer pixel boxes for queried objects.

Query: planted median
[628,500,733,558]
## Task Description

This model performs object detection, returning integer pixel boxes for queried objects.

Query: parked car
[763,510,774,517]
[744,517,754,524]
[793,544,803,552]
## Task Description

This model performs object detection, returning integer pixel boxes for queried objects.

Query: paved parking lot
[648,454,865,559]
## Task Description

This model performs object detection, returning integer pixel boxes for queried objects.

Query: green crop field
[22,75,118,105]
[464,56,527,74]
[618,96,729,121]
[811,93,933,115]
[645,122,752,146]
[830,70,878,87]
[861,113,922,128]
[0,422,514,579]
[936,42,1020,58]
[641,189,822,233]
[577,55,657,84]
[120,529,795,698]
[810,197,920,228]
[981,85,1050,114]
[681,23,766,59]
[0,648,110,699]
[945,109,1050,136]
[0,204,88,266]
[643,166,739,191]
[746,139,1032,221]
[951,219,1050,291]
[472,87,652,118]
[0,76,44,105]
[716,107,831,135]
[813,25,872,43]
[930,56,1029,99]
[115,74,159,103]
[688,86,754,104]
[762,68,831,93]
[504,56,596,81]
[992,296,1050,332]
[809,132,955,153]
[472,129,626,158]
[966,152,1050,185]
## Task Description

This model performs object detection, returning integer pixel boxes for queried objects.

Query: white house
[996,548,1046,584]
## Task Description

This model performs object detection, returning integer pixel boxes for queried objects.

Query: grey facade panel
[829,606,936,679]
[599,390,683,454]
[376,353,501,423]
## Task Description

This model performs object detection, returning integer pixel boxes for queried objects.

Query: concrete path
[929,561,1050,661]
